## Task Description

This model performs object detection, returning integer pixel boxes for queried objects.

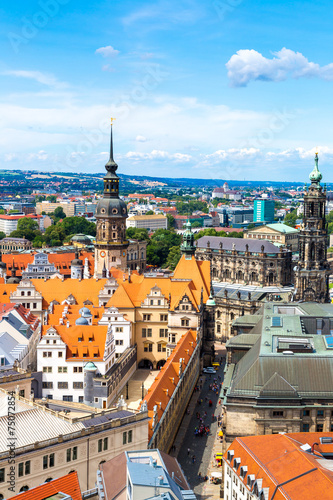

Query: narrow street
[171,344,226,499]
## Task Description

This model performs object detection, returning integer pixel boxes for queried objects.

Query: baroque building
[94,124,129,277]
[293,153,330,302]
[195,236,292,287]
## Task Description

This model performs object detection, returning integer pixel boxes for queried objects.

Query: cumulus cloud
[226,48,333,87]
[95,45,120,58]
[124,150,192,162]
[135,135,147,142]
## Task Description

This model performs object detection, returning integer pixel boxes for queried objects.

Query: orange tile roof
[107,256,210,312]
[47,303,104,327]
[10,471,82,500]
[224,433,333,500]
[31,277,108,307]
[142,329,197,441]
[2,250,95,277]
[42,323,109,361]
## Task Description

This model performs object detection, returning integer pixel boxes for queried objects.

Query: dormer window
[240,465,247,478]
[227,450,234,463]
[233,457,241,469]
[247,474,255,489]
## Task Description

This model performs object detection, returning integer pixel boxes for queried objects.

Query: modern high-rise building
[253,199,275,223]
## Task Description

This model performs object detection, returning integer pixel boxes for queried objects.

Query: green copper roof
[180,219,196,256]
[265,223,299,234]
[309,152,322,184]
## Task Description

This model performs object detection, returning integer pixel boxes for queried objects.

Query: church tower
[294,153,330,302]
[180,220,196,259]
[94,122,129,277]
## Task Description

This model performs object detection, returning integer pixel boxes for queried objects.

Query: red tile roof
[142,329,197,441]
[224,432,333,500]
[10,471,82,500]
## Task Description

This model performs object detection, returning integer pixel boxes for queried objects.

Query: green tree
[247,223,255,229]
[0,232,5,240]
[59,217,96,237]
[126,227,150,241]
[44,225,66,246]
[194,228,220,240]
[176,200,209,215]
[284,210,298,227]
[10,218,40,241]
[46,195,57,203]
[166,246,181,270]
[191,221,202,228]
[166,214,175,229]
[54,206,66,219]
[145,210,154,215]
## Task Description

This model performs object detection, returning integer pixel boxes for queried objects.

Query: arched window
[19,486,29,492]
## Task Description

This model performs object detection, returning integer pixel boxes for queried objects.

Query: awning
[211,472,222,478]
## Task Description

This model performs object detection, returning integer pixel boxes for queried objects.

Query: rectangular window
[43,367,47,372]
[317,410,324,417]
[49,453,55,467]
[25,461,30,475]
[128,430,132,443]
[142,328,147,338]
[272,410,284,418]
[159,328,168,337]
[302,423,310,432]
[147,328,152,337]
[72,446,77,460]
[58,382,68,389]
[58,352,63,357]
[123,432,127,445]
[98,439,102,453]
[317,424,324,432]
[42,382,53,389]
[66,448,71,462]
[103,437,108,451]
[143,314,151,321]
[303,409,310,417]
[73,382,83,389]
[43,455,48,470]
[160,314,167,321]
[18,462,24,477]
[0,468,4,483]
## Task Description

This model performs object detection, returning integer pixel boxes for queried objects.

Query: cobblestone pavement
[171,344,226,499]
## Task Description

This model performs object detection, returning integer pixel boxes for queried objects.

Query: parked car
[203,367,216,374]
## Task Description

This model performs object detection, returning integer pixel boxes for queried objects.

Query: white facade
[98,307,132,359]
[37,325,115,402]
[0,214,44,235]
[224,459,257,500]
[126,215,167,231]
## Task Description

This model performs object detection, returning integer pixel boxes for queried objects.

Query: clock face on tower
[100,251,106,257]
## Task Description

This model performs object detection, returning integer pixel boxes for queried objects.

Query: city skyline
[1,0,333,181]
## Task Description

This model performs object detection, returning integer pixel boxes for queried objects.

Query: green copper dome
[309,152,322,184]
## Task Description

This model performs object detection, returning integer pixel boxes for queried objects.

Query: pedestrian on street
[187,448,190,455]
[192,455,196,463]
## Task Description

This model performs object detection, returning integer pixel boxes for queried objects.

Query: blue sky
[1,0,333,181]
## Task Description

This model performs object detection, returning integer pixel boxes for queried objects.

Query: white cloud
[226,48,333,87]
[95,46,120,58]
[123,150,192,162]
[135,135,147,142]
[2,70,68,89]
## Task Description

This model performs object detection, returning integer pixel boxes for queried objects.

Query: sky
[1,0,333,182]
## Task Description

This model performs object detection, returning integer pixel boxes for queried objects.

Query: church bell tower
[94,121,129,277]
[294,153,330,302]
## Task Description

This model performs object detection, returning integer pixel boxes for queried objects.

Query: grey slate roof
[226,334,261,348]
[215,287,266,301]
[227,302,333,399]
[196,236,283,254]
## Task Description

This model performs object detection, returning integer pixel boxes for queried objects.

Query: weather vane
[111,117,116,125]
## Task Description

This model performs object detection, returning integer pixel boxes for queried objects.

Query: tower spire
[105,118,118,173]
[309,151,322,185]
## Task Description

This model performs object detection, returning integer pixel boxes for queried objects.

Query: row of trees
[10,217,96,248]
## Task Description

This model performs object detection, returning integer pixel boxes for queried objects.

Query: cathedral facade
[293,153,330,302]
